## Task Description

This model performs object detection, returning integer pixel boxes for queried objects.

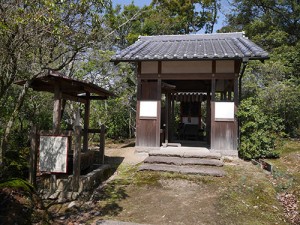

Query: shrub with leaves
[237,97,283,159]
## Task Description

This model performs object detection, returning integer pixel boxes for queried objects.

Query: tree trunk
[0,73,41,165]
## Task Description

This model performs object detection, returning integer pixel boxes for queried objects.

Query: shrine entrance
[161,80,211,149]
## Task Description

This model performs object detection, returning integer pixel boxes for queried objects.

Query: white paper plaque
[139,101,157,118]
[215,102,235,120]
[39,136,69,173]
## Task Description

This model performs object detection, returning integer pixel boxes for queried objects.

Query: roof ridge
[139,32,245,41]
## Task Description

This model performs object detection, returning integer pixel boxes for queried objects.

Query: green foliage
[222,0,300,145]
[150,0,220,34]
[237,98,283,159]
[0,147,30,181]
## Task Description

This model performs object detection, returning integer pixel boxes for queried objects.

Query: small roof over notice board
[15,70,115,103]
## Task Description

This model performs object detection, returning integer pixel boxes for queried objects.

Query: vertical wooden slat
[83,92,90,152]
[73,125,81,192]
[29,125,38,188]
[99,124,105,164]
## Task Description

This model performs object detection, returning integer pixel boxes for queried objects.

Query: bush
[0,148,29,182]
[237,98,283,159]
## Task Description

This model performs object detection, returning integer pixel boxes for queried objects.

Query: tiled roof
[111,32,269,62]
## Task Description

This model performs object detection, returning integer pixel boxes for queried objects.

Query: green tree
[0,0,111,164]
[150,0,220,34]
[74,50,137,139]
[221,0,300,158]
[237,98,283,159]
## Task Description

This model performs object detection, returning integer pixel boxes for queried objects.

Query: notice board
[215,102,235,121]
[39,136,69,173]
[139,101,157,119]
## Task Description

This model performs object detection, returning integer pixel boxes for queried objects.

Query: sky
[112,0,232,33]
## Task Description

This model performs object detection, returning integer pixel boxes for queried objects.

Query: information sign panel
[39,136,68,173]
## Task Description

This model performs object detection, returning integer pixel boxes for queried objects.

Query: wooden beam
[99,124,105,164]
[139,73,235,80]
[84,96,108,100]
[61,93,87,104]
[53,85,62,134]
[72,126,81,192]
[83,92,90,152]
[86,129,102,133]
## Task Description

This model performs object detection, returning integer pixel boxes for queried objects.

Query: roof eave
[111,56,269,63]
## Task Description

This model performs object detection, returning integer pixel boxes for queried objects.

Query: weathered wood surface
[99,124,105,164]
[210,102,238,151]
[72,126,81,191]
[136,80,159,147]
[83,93,90,152]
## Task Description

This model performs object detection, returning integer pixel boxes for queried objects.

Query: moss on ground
[216,165,287,225]
[0,178,34,193]
[0,178,50,225]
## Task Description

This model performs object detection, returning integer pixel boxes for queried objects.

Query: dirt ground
[49,140,299,225]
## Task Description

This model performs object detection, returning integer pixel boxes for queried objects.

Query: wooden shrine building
[112,32,268,156]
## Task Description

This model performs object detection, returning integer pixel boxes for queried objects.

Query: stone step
[144,156,224,167]
[149,150,222,159]
[139,163,226,177]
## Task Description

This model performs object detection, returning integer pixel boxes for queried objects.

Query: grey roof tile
[112,32,268,62]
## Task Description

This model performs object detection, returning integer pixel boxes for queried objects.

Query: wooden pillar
[156,78,162,147]
[170,94,175,142]
[164,92,170,145]
[136,62,142,146]
[199,98,202,129]
[53,85,62,134]
[234,74,239,150]
[156,61,162,147]
[99,124,105,164]
[29,126,38,188]
[206,92,211,145]
[73,125,81,192]
[83,92,90,152]
[211,79,216,101]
